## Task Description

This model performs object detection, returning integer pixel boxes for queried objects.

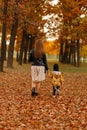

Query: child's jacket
[49,71,64,87]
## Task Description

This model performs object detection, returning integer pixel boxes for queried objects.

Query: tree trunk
[69,45,72,64]
[63,40,69,63]
[16,51,19,62]
[19,29,26,65]
[59,42,64,62]
[23,34,29,64]
[73,46,76,66]
[77,39,80,67]
[28,34,35,52]
[0,1,8,72]
[7,18,18,68]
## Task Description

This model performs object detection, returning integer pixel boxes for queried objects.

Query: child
[28,39,48,96]
[49,64,64,97]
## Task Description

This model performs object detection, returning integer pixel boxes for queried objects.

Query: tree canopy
[0,0,87,71]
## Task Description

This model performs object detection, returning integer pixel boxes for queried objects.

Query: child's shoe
[56,86,60,95]
[52,86,56,96]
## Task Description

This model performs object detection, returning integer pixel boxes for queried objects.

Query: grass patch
[48,61,87,73]
[4,60,87,73]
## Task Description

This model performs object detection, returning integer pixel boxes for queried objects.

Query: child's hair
[53,64,59,71]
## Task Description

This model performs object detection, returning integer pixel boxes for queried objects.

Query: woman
[28,39,48,96]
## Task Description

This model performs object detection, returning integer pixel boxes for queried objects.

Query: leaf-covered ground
[0,66,87,130]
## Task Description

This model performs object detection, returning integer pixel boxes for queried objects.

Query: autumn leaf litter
[0,67,87,130]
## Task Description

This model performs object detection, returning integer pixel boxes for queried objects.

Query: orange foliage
[44,41,60,55]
